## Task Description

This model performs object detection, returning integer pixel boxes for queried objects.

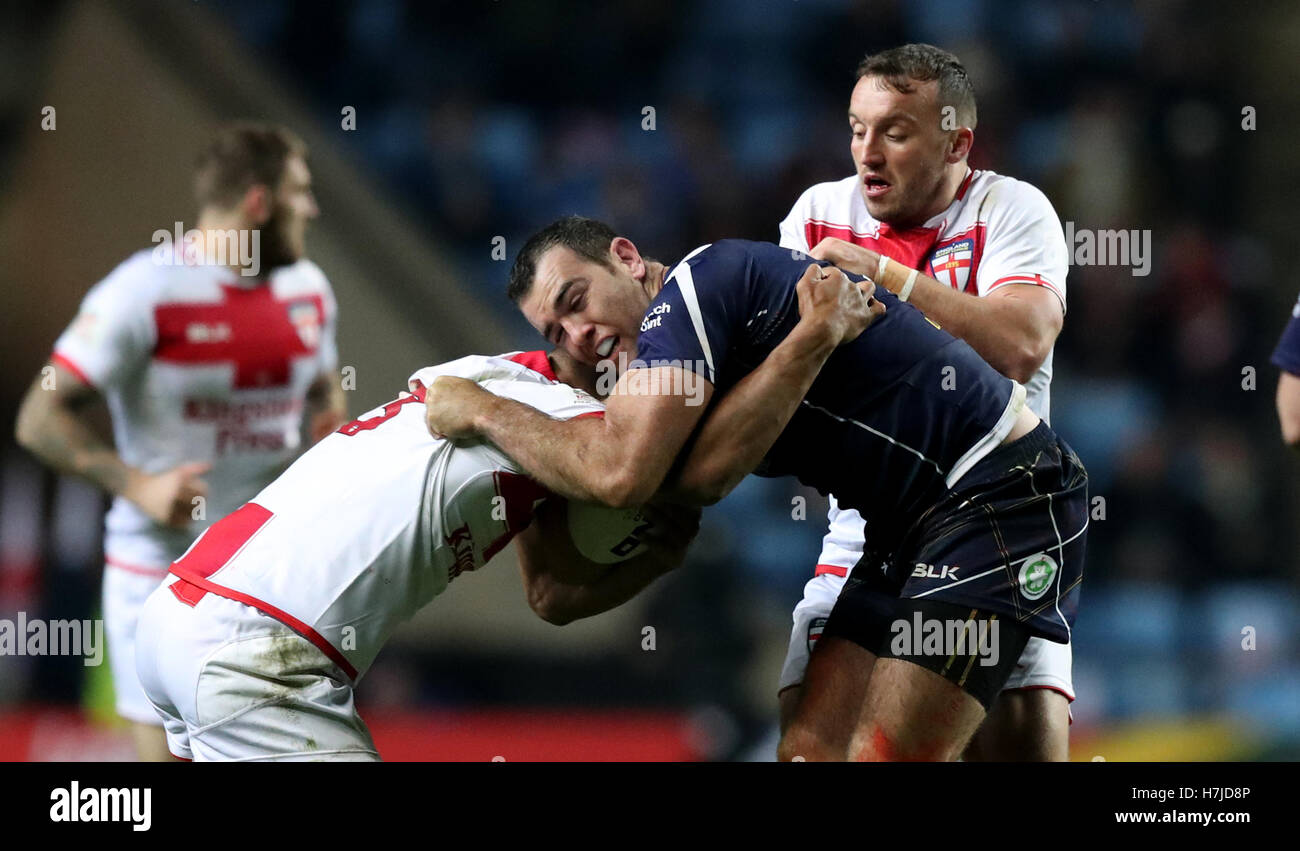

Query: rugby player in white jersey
[130,350,679,761]
[129,259,870,761]
[14,123,346,761]
[775,44,1073,761]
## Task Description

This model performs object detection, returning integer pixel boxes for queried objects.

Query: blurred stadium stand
[1,0,1298,760]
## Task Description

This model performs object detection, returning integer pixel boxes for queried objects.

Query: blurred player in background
[14,122,346,760]
[776,44,1073,761]
[1273,291,1300,450]
[133,350,700,761]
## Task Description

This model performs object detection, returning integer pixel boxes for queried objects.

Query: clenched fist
[794,262,887,346]
[424,375,493,441]
[808,237,881,279]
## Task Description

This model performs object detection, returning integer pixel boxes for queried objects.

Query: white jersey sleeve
[778,188,814,253]
[296,260,339,373]
[973,179,1069,312]
[52,253,158,388]
[408,353,605,423]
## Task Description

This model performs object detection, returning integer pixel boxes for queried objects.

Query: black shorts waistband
[969,420,1058,477]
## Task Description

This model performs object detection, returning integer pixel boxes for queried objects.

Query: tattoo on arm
[15,367,132,496]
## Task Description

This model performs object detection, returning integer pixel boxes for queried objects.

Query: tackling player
[13,122,346,761]
[132,350,697,761]
[425,216,1088,761]
[776,43,1074,761]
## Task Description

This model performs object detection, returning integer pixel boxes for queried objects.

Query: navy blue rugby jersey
[633,240,1028,554]
[1272,291,1300,376]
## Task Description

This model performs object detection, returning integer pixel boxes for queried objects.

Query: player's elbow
[599,469,657,510]
[525,580,577,626]
[532,598,577,627]
[1279,411,1300,452]
[14,390,46,452]
[987,303,1061,384]
[672,469,736,507]
[1277,375,1300,452]
[997,336,1052,385]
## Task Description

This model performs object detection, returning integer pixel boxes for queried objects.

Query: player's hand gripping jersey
[162,352,602,681]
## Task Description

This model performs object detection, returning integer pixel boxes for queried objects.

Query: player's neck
[643,261,668,300]
[194,211,263,279]
[928,163,972,219]
[897,163,971,229]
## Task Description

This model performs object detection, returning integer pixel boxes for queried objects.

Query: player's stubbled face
[261,155,318,270]
[521,245,651,370]
[849,75,954,228]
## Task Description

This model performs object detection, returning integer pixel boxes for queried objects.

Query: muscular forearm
[305,371,348,443]
[665,323,836,505]
[474,399,632,505]
[877,263,1049,382]
[1277,372,1300,451]
[15,391,134,496]
[530,553,675,625]
[521,500,689,624]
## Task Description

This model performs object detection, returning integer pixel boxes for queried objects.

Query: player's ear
[610,237,644,278]
[239,183,274,226]
[947,127,974,164]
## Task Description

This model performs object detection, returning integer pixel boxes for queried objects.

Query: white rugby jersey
[165,352,604,681]
[51,248,338,575]
[778,169,1068,572]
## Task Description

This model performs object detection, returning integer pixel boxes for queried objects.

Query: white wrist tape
[897,268,919,302]
[876,254,890,286]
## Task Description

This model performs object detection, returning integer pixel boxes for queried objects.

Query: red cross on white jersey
[152,283,324,388]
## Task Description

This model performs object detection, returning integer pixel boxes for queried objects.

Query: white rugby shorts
[135,574,379,762]
[103,560,172,724]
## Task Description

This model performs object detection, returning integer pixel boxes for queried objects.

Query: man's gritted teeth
[596,335,618,360]
[863,173,893,199]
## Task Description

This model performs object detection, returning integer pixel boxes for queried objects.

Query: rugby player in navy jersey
[425,216,1088,761]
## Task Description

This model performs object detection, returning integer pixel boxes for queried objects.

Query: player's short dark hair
[507,215,619,304]
[856,43,977,130]
[193,122,307,210]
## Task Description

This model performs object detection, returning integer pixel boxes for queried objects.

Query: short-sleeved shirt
[51,249,339,571]
[633,239,1027,558]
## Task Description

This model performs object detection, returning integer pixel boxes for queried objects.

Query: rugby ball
[566,502,654,564]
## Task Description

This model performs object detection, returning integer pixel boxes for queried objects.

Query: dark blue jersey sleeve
[632,244,741,385]
[1272,295,1300,376]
